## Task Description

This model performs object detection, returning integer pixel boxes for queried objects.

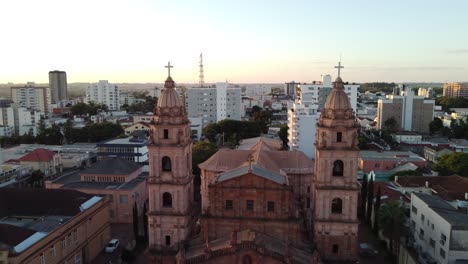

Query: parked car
[359,243,378,257]
[105,239,120,253]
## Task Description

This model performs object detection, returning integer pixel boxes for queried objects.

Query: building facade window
[440,248,446,259]
[165,235,171,246]
[337,132,342,142]
[162,156,172,171]
[332,244,339,254]
[50,245,56,257]
[119,195,128,204]
[267,201,275,212]
[225,200,233,210]
[163,129,169,139]
[40,254,45,264]
[162,192,172,208]
[331,198,343,214]
[246,200,254,211]
[332,160,344,176]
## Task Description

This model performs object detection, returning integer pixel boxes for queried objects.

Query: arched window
[331,198,343,214]
[162,192,172,208]
[162,156,172,172]
[332,160,344,176]
[337,132,342,142]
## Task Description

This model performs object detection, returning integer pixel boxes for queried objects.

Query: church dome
[156,76,183,108]
[323,77,353,112]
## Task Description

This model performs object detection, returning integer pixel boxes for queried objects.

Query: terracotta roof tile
[19,148,56,162]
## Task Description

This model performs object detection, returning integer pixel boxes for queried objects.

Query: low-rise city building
[410,192,468,264]
[124,121,150,136]
[18,148,63,179]
[0,188,111,264]
[96,135,148,163]
[46,158,148,223]
[393,132,423,144]
[359,150,427,173]
[423,146,453,163]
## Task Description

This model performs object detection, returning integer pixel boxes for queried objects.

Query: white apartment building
[0,104,41,136]
[184,83,241,128]
[11,82,50,113]
[410,192,468,264]
[418,87,434,98]
[86,80,120,110]
[287,75,359,159]
[288,103,319,158]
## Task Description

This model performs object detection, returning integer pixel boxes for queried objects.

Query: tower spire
[199,53,205,87]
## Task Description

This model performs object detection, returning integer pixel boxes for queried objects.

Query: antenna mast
[199,53,205,87]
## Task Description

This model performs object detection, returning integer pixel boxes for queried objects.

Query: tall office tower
[11,82,50,114]
[86,80,120,110]
[49,70,68,104]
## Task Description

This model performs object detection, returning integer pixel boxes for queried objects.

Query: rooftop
[62,173,148,190]
[79,158,143,175]
[97,136,148,146]
[18,148,56,162]
[0,189,102,253]
[413,192,468,229]
[214,164,287,185]
[199,138,313,175]
[396,175,468,201]
[360,150,425,162]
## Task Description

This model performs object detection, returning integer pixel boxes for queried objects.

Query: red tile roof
[373,182,410,203]
[19,148,56,162]
[395,175,468,201]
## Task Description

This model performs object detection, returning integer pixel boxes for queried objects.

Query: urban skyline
[1,0,467,83]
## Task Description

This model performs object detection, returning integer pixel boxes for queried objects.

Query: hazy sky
[1,0,467,83]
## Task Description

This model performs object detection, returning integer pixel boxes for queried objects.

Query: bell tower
[147,62,193,255]
[312,63,360,261]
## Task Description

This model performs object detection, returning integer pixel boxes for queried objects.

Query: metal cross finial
[334,61,344,78]
[165,61,173,77]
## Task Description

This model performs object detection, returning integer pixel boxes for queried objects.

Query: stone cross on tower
[247,153,254,171]
[334,61,344,77]
[165,61,174,77]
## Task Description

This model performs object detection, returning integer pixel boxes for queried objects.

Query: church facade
[147,64,359,263]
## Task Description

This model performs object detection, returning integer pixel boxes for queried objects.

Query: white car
[105,239,120,253]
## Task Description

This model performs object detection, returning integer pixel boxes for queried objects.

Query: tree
[429,118,444,135]
[192,141,218,176]
[278,125,289,149]
[70,102,89,116]
[360,175,368,218]
[202,120,261,146]
[378,201,406,255]
[133,202,139,240]
[383,117,398,133]
[29,170,45,188]
[63,119,74,144]
[252,109,272,134]
[358,136,369,150]
[433,152,468,177]
[366,177,374,224]
[373,186,381,233]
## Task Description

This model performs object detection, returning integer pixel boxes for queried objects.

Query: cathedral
[147,63,359,263]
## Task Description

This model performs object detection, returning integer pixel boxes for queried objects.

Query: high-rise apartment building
[184,83,241,128]
[288,74,359,158]
[376,85,435,134]
[49,70,68,103]
[86,80,120,110]
[443,82,468,98]
[11,82,50,114]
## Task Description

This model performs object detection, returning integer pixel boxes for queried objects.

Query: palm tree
[378,200,406,256]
